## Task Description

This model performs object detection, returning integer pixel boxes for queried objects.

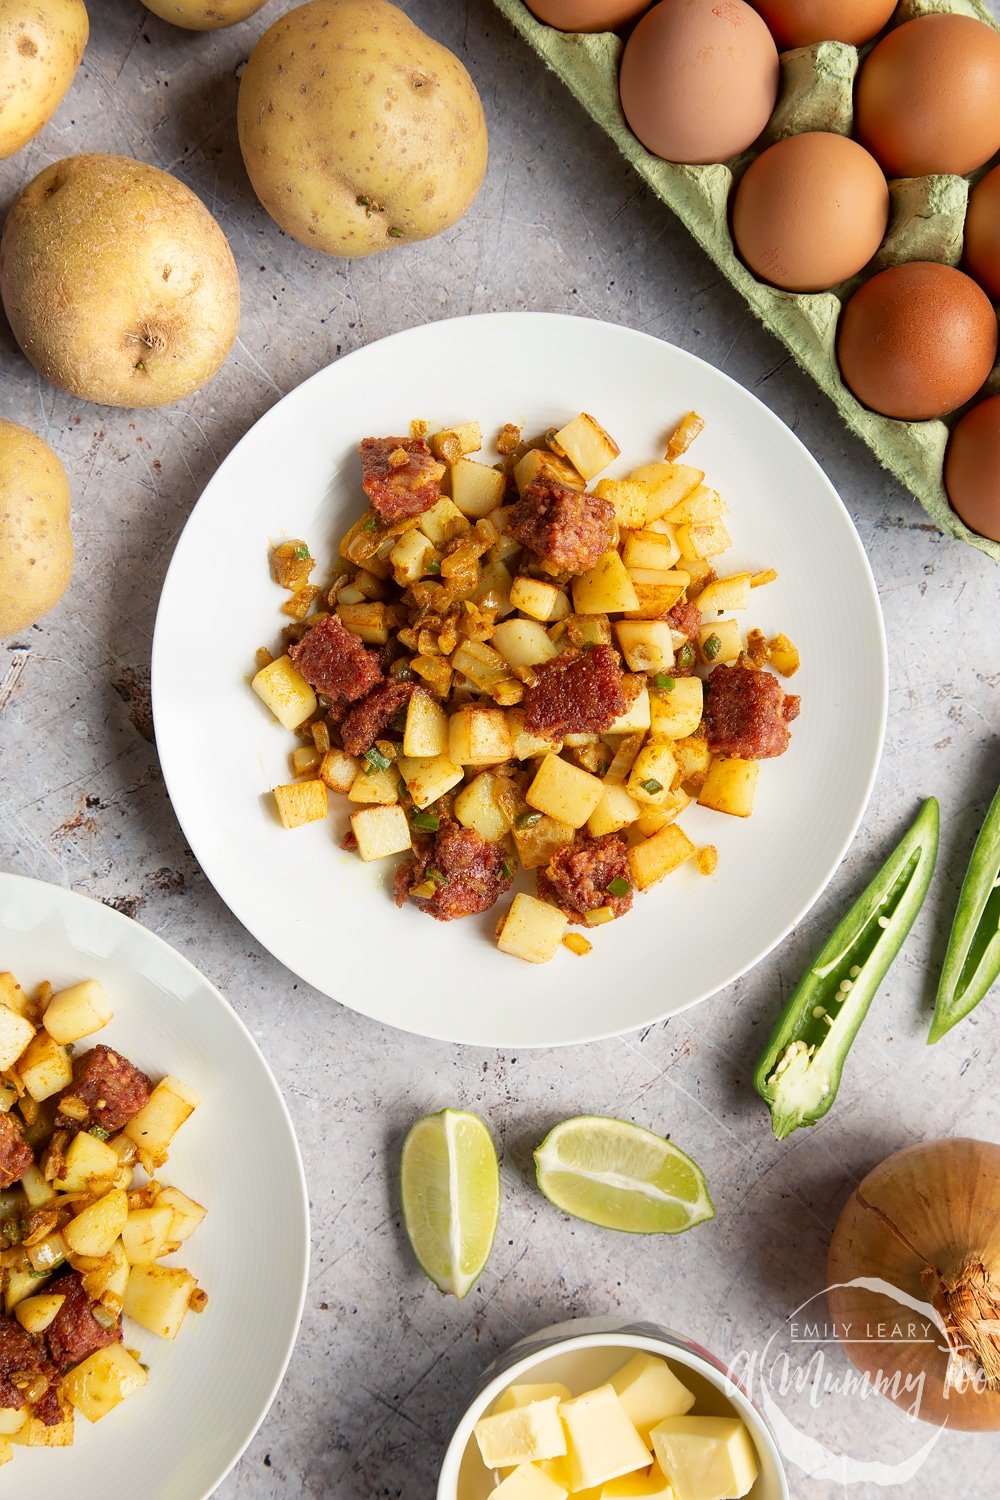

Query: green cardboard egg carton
[491,0,1000,562]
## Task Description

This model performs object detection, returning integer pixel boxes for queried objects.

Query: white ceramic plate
[0,873,309,1498]
[152,312,886,1048]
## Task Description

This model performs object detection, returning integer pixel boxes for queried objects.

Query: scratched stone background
[1,2,999,1496]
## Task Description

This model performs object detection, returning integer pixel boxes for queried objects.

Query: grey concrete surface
[1,2,999,1496]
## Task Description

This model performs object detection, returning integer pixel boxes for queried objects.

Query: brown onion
[828,1139,1000,1431]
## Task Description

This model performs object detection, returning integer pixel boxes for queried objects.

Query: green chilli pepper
[754,797,939,1140]
[929,783,1000,1044]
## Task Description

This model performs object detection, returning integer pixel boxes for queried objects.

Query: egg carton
[491,0,1000,562]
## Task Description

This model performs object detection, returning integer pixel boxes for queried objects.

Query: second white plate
[152,313,887,1048]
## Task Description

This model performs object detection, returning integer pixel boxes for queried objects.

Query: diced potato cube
[572,551,640,616]
[418,497,469,546]
[454,774,510,841]
[697,572,752,614]
[350,804,413,861]
[14,1293,66,1335]
[123,1262,197,1339]
[319,748,361,794]
[698,619,743,665]
[769,632,800,677]
[550,413,620,481]
[628,824,697,891]
[5,1267,44,1316]
[666,484,728,525]
[156,1185,207,1247]
[608,688,651,734]
[514,447,584,495]
[42,979,113,1045]
[55,1130,119,1194]
[402,692,448,758]
[594,477,648,530]
[497,896,568,965]
[614,621,675,675]
[451,457,506,518]
[650,1415,758,1500]
[389,527,439,585]
[251,654,317,731]
[122,1204,174,1265]
[677,520,732,561]
[511,813,575,870]
[630,462,703,522]
[508,575,565,621]
[397,754,464,808]
[506,709,562,762]
[0,1006,35,1071]
[347,765,399,805]
[622,528,681,573]
[64,1189,129,1259]
[62,1344,148,1424]
[559,1384,651,1491]
[492,618,559,668]
[635,787,690,835]
[624,575,689,619]
[627,744,680,807]
[0,972,31,1018]
[448,706,513,767]
[673,734,711,787]
[18,1031,73,1102]
[124,1076,199,1169]
[10,1397,73,1446]
[430,420,482,460]
[526,754,604,829]
[609,1353,696,1444]
[20,1163,56,1210]
[475,1395,568,1467]
[697,757,759,818]
[650,677,703,740]
[272,779,328,829]
[587,783,641,837]
[494,1465,568,1498]
[493,1383,573,1414]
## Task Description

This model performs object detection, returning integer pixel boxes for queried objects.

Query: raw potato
[0,154,240,407]
[0,0,87,159]
[140,0,269,29]
[0,420,73,637]
[237,0,488,257]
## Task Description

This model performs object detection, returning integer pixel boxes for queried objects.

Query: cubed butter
[559,1384,651,1491]
[650,1415,758,1500]
[492,1382,573,1414]
[601,1461,675,1496]
[474,1396,567,1469]
[609,1354,695,1444]
[494,1462,568,1499]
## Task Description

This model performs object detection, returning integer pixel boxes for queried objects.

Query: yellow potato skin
[0,0,88,160]
[0,420,73,638]
[0,154,241,409]
[237,0,488,258]
[139,0,269,29]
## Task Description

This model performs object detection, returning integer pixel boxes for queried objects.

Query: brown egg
[945,396,1000,542]
[619,0,779,165]
[731,133,888,292]
[750,0,896,48]
[526,0,649,30]
[856,15,1000,178]
[837,263,998,421]
[964,165,1000,304]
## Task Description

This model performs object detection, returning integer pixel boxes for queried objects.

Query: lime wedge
[400,1108,500,1298]
[534,1115,715,1234]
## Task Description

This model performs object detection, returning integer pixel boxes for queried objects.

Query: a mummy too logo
[728,1278,989,1486]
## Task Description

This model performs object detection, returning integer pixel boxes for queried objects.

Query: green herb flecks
[412,810,441,833]
[607,877,632,899]
[363,747,392,775]
[641,779,663,795]
[702,633,722,662]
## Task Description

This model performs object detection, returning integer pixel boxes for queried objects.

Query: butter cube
[474,1397,568,1469]
[602,1461,675,1496]
[559,1384,651,1491]
[650,1416,758,1500]
[609,1354,696,1444]
[493,1383,573,1414]
[494,1463,568,1499]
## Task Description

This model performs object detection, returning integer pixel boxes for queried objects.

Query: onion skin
[828,1138,1000,1431]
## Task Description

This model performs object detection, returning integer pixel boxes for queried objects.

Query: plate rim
[0,869,311,1498]
[151,310,888,1048]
